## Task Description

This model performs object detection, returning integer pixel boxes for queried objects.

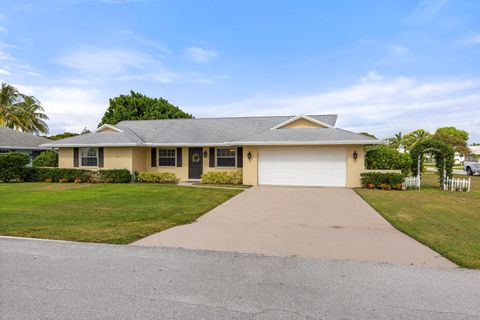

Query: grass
[0,183,242,244]
[356,173,480,269]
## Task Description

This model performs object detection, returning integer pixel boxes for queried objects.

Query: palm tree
[15,96,49,134]
[385,131,403,150]
[0,82,49,134]
[403,129,431,151]
[0,82,22,128]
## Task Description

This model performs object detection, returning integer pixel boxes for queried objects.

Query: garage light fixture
[353,150,358,160]
[247,151,252,160]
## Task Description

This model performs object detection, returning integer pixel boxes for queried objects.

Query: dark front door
[188,148,203,179]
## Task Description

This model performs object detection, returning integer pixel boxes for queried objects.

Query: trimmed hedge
[137,172,179,183]
[365,145,412,176]
[32,150,58,167]
[0,164,132,183]
[0,152,31,182]
[360,172,405,190]
[97,169,132,183]
[201,171,243,185]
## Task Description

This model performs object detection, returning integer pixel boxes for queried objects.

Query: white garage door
[258,147,347,187]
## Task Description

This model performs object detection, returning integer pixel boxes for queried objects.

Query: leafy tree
[432,132,469,155]
[359,132,376,138]
[365,145,412,176]
[435,127,468,141]
[403,129,431,151]
[32,151,58,167]
[47,132,79,140]
[0,82,49,134]
[99,91,192,126]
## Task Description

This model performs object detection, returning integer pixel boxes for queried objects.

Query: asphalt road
[1,237,479,320]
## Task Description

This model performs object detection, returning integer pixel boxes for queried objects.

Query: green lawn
[0,183,242,244]
[356,173,480,269]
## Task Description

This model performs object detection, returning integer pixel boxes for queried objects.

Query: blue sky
[1,0,479,141]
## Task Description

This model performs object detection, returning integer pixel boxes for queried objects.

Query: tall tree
[403,129,431,151]
[432,127,469,154]
[99,91,193,126]
[435,127,469,141]
[0,82,49,134]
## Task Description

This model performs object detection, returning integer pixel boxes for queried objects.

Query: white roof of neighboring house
[468,146,480,154]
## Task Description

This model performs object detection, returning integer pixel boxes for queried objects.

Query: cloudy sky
[0,0,479,141]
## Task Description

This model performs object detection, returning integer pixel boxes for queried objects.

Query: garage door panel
[258,147,346,187]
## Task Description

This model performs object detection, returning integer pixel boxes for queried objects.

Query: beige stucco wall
[132,147,147,172]
[145,147,189,181]
[58,148,74,168]
[346,145,365,188]
[242,146,258,185]
[58,145,366,187]
[280,118,325,129]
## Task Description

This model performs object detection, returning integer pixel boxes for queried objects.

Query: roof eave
[234,140,383,146]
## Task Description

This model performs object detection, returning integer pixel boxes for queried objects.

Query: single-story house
[0,126,51,166]
[41,114,381,187]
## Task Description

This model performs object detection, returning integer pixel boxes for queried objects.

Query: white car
[464,155,480,175]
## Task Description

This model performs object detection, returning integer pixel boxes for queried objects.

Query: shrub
[0,152,31,182]
[365,145,412,176]
[32,150,58,167]
[360,172,405,190]
[97,169,132,183]
[137,172,179,183]
[201,171,243,185]
[33,168,93,183]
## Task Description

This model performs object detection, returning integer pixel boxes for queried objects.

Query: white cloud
[391,45,410,55]
[406,0,448,24]
[56,47,220,84]
[459,34,480,46]
[361,71,383,82]
[0,69,10,76]
[188,73,480,142]
[16,84,107,133]
[183,47,218,63]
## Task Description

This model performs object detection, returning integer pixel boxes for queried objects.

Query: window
[159,148,177,166]
[80,147,98,166]
[0,149,9,154]
[216,148,236,167]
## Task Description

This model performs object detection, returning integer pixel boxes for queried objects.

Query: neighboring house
[468,146,480,155]
[41,114,381,187]
[0,126,51,166]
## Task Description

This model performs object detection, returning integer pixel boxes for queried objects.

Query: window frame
[158,147,177,167]
[80,147,98,167]
[215,147,237,168]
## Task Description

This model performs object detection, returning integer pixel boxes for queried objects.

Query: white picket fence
[403,176,421,189]
[444,177,471,192]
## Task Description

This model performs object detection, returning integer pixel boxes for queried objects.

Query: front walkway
[133,186,455,268]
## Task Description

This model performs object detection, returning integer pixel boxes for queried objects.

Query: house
[41,114,381,187]
[0,126,51,166]
[468,146,480,155]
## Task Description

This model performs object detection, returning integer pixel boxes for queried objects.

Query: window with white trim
[216,147,236,167]
[80,147,98,167]
[159,148,177,166]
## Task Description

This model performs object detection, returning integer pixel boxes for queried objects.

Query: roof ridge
[117,114,337,123]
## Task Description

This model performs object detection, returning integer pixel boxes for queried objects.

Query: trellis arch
[410,139,455,189]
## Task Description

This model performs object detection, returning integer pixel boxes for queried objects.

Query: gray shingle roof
[42,114,381,147]
[0,126,51,150]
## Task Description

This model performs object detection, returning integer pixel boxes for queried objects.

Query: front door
[188,148,203,179]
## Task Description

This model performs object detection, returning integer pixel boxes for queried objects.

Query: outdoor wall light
[353,150,358,160]
[203,151,208,158]
[247,151,252,160]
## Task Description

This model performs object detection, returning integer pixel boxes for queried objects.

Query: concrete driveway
[134,186,455,268]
